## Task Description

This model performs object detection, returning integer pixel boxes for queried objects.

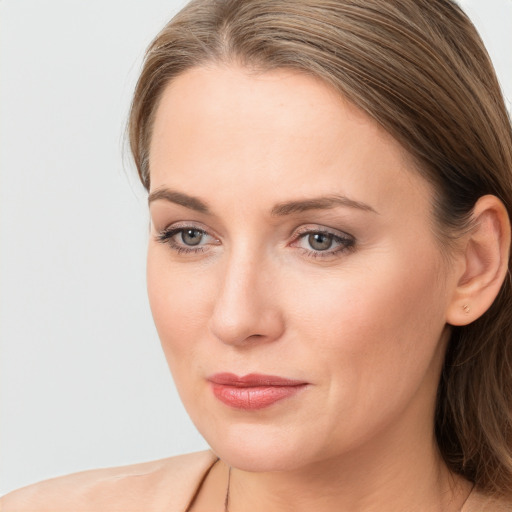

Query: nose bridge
[209,240,283,345]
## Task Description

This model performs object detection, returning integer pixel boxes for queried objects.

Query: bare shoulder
[465,490,512,512]
[0,450,218,512]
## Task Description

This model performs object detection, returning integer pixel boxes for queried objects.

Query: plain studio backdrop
[0,0,511,496]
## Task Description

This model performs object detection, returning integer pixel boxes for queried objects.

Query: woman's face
[147,65,458,472]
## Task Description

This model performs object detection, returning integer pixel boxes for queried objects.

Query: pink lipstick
[208,373,308,410]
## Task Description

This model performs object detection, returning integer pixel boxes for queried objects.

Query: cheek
[283,247,448,410]
[146,249,215,368]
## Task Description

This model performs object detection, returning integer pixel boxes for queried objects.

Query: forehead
[149,64,431,217]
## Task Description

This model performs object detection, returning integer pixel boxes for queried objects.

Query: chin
[210,443,307,473]
[200,421,318,473]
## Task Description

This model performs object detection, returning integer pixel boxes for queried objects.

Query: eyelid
[155,220,220,239]
[292,224,354,240]
[153,219,212,234]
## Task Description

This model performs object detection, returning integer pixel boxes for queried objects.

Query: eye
[292,227,355,258]
[180,228,205,246]
[307,232,336,251]
[156,224,219,254]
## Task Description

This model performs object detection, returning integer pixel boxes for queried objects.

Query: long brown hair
[128,0,512,496]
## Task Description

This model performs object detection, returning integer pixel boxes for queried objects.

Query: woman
[2,0,512,510]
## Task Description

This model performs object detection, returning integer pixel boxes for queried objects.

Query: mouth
[207,373,309,410]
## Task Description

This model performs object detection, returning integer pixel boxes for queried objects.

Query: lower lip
[210,383,307,410]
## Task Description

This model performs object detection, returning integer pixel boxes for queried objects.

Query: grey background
[1,0,511,496]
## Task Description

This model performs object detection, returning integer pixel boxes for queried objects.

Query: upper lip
[208,373,308,387]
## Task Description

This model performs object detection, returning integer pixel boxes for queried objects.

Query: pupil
[181,229,202,246]
[308,233,333,251]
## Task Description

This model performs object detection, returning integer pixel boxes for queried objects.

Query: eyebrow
[148,188,210,214]
[148,188,377,216]
[271,195,378,216]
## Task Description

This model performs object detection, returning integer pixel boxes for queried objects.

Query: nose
[208,251,285,346]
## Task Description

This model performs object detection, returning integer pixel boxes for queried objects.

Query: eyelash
[155,225,355,259]
[291,227,355,259]
[156,226,213,255]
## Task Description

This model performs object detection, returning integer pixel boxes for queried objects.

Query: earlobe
[446,195,511,327]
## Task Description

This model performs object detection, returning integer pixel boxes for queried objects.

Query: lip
[208,373,308,410]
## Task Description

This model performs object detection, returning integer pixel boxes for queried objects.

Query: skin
[147,65,475,511]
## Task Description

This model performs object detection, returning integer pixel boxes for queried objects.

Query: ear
[446,195,511,326]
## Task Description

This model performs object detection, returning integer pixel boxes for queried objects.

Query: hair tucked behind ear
[128,0,512,496]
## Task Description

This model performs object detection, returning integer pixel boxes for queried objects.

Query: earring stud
[462,304,470,314]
